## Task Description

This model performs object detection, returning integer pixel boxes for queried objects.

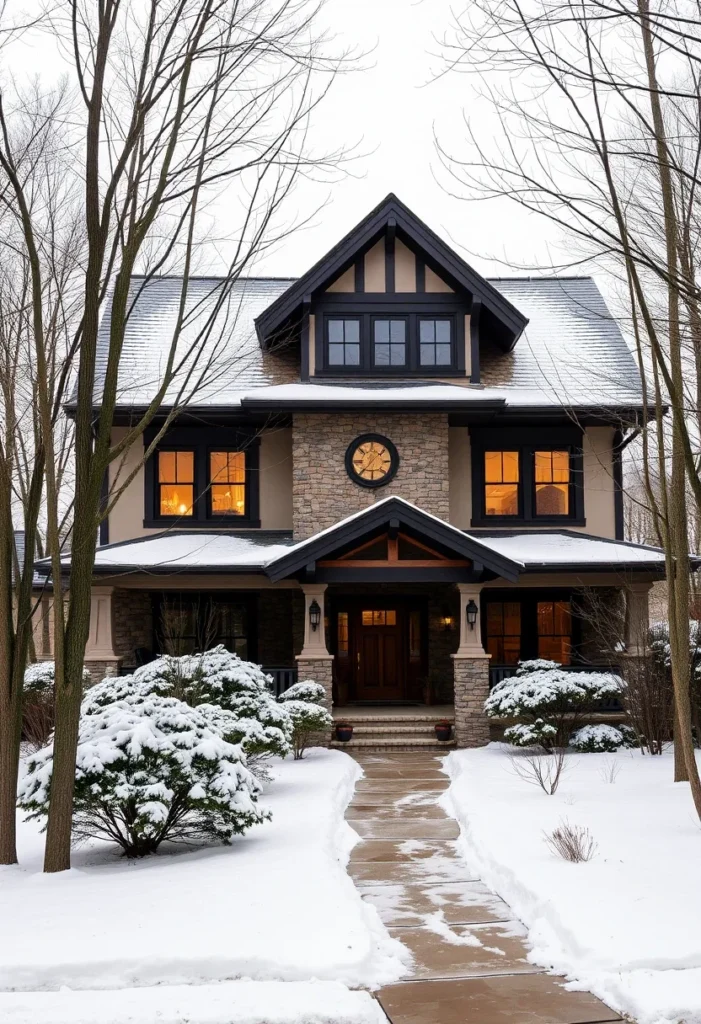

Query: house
[42,194,672,746]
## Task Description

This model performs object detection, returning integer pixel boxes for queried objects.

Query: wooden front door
[332,600,427,704]
[355,607,403,701]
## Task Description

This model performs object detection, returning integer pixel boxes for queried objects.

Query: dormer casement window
[145,427,260,528]
[471,428,584,526]
[321,311,461,375]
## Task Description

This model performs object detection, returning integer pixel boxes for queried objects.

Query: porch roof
[472,530,676,573]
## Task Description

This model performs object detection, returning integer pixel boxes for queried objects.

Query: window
[337,611,349,657]
[158,451,194,517]
[534,450,570,516]
[537,600,572,664]
[361,609,397,626]
[471,431,583,525]
[373,319,406,366]
[210,451,246,516]
[484,594,575,666]
[486,602,521,664]
[484,451,519,517]
[327,318,360,366]
[146,426,260,527]
[419,319,452,365]
[156,594,251,658]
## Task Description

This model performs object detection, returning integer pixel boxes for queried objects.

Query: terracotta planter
[434,721,452,742]
[335,723,354,743]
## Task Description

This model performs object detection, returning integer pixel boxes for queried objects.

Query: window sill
[470,517,586,529]
[143,519,262,530]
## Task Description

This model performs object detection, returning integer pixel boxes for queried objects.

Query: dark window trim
[144,426,260,528]
[370,315,409,370]
[482,588,583,665]
[470,426,585,526]
[316,307,466,377]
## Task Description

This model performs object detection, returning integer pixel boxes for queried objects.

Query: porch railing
[489,663,623,712]
[264,666,298,697]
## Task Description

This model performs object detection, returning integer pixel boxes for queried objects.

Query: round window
[345,434,399,489]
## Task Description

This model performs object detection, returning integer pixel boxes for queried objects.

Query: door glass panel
[361,609,397,626]
[409,610,421,661]
[337,611,349,656]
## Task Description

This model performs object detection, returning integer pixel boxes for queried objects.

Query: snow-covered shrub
[283,700,333,760]
[486,660,622,750]
[18,692,269,857]
[22,661,91,748]
[570,723,627,752]
[278,679,326,705]
[83,647,292,766]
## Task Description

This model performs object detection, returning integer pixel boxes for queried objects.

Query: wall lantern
[441,607,454,632]
[309,599,322,632]
[466,599,479,630]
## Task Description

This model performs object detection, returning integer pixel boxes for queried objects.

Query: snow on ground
[0,749,407,1009]
[443,745,701,1024]
[0,980,387,1024]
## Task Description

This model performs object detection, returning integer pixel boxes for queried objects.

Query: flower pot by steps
[335,723,354,743]
[434,721,452,742]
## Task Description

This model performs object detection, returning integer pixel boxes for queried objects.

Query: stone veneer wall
[112,589,154,669]
[292,412,451,539]
[453,657,491,747]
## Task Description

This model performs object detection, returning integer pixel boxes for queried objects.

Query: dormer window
[321,311,463,375]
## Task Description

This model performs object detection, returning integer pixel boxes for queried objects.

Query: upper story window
[471,429,584,526]
[145,427,260,528]
[328,318,360,366]
[319,310,463,376]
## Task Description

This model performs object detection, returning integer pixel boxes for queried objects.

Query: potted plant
[335,721,354,743]
[434,720,452,742]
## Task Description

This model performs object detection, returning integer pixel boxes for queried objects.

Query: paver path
[347,752,622,1024]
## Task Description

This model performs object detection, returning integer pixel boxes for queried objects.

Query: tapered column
[452,583,491,747]
[625,582,652,657]
[296,583,334,711]
[84,586,121,683]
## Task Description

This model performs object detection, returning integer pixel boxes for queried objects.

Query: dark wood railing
[264,666,298,697]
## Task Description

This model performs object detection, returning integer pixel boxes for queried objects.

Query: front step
[330,711,456,752]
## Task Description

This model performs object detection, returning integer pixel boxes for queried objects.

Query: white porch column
[295,583,334,713]
[625,581,652,657]
[453,582,490,659]
[85,586,121,680]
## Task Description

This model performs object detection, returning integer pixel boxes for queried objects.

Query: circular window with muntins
[345,434,399,488]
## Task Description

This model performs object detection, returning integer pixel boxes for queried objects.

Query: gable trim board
[254,194,528,351]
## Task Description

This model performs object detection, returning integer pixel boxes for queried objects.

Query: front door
[355,608,403,701]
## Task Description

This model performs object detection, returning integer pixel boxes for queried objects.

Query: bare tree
[0,0,346,870]
[437,0,701,816]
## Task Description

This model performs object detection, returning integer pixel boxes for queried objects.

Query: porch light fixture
[466,599,479,630]
[441,608,454,632]
[309,599,322,632]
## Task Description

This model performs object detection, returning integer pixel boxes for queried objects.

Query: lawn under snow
[0,749,406,1023]
[444,745,701,1024]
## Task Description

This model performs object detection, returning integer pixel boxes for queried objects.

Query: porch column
[625,581,652,657]
[85,586,121,684]
[452,583,491,748]
[295,583,334,711]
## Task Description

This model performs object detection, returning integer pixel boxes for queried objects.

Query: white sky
[7,0,571,283]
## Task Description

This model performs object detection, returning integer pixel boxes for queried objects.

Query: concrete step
[330,736,456,751]
[344,723,451,736]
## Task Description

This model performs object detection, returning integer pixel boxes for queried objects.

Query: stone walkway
[347,752,622,1024]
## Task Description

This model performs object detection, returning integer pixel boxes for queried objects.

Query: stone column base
[452,655,491,748]
[84,659,122,686]
[295,655,334,710]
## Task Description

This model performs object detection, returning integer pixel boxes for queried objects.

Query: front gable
[254,195,528,384]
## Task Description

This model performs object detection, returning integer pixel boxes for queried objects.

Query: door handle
[357,652,360,666]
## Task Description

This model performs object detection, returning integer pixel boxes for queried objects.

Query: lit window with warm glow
[158,451,194,516]
[210,451,246,516]
[484,451,519,516]
[535,450,570,516]
[537,600,572,664]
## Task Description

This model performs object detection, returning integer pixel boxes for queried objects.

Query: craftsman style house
[51,195,669,745]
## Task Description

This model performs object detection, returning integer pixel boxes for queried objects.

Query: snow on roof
[88,274,644,412]
[87,532,295,573]
[471,530,667,568]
